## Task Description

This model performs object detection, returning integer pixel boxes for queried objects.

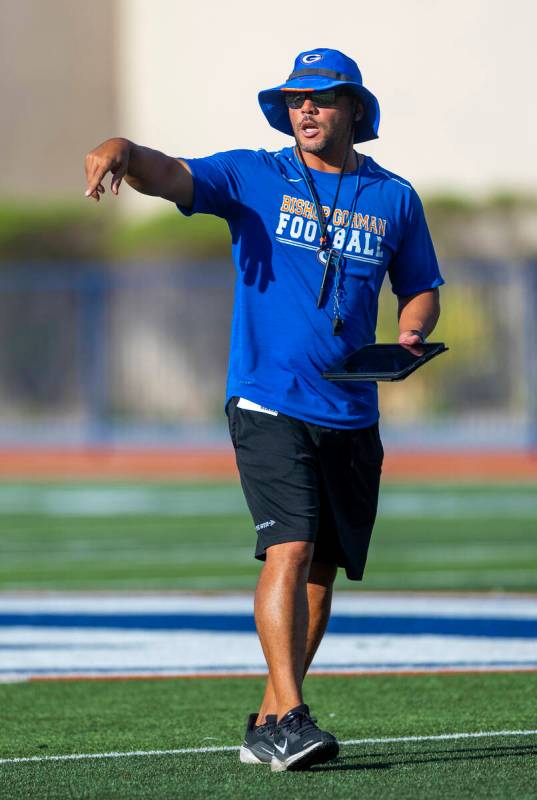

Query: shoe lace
[285,710,318,735]
[258,720,276,734]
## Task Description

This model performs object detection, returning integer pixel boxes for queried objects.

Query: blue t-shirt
[178,147,443,429]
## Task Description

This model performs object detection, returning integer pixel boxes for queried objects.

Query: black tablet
[323,342,448,382]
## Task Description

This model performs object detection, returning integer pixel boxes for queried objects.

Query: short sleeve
[176,149,253,220]
[388,189,444,296]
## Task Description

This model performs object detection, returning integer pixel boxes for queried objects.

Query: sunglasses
[284,90,339,109]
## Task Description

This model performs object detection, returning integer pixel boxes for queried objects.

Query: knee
[265,540,314,574]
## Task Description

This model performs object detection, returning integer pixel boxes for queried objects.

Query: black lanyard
[296,146,349,252]
[295,144,359,334]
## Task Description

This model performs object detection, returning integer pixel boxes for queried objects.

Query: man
[84,47,443,772]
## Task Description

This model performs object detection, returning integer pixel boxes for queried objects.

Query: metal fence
[0,260,535,449]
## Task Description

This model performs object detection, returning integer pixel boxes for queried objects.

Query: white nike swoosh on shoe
[273,740,288,755]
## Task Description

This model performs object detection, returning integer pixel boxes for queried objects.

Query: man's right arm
[84,137,193,208]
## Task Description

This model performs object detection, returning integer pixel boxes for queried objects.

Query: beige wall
[117,0,537,212]
[0,0,117,198]
[2,0,535,207]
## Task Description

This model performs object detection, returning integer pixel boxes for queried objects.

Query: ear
[354,102,364,122]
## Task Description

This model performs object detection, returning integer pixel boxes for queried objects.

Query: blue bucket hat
[258,48,380,144]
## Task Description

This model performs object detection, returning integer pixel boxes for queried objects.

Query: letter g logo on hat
[302,53,323,64]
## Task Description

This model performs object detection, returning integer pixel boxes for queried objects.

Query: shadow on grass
[310,742,537,773]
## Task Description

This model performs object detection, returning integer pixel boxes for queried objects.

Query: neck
[297,143,358,173]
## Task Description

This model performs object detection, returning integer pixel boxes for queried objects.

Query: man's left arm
[397,288,440,356]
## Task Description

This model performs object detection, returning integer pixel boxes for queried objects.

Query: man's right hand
[83,138,193,208]
[84,138,131,202]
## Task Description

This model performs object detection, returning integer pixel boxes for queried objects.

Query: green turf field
[1,673,536,799]
[0,481,536,591]
[1,480,536,798]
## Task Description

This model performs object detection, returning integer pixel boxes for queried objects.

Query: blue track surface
[2,612,536,638]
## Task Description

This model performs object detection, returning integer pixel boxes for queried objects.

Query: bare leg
[256,558,337,723]
[254,541,313,721]
[304,561,338,673]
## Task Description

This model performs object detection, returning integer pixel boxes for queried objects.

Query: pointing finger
[85,159,112,197]
[86,183,104,201]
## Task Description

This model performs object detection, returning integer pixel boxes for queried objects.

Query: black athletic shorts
[226,397,384,581]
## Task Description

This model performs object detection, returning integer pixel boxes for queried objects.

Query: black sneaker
[270,704,339,772]
[239,713,277,764]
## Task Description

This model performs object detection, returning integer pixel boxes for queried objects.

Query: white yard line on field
[1,729,537,766]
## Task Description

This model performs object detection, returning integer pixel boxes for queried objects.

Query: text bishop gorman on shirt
[276,194,386,262]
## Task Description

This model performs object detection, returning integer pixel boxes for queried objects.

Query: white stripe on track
[1,729,536,766]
